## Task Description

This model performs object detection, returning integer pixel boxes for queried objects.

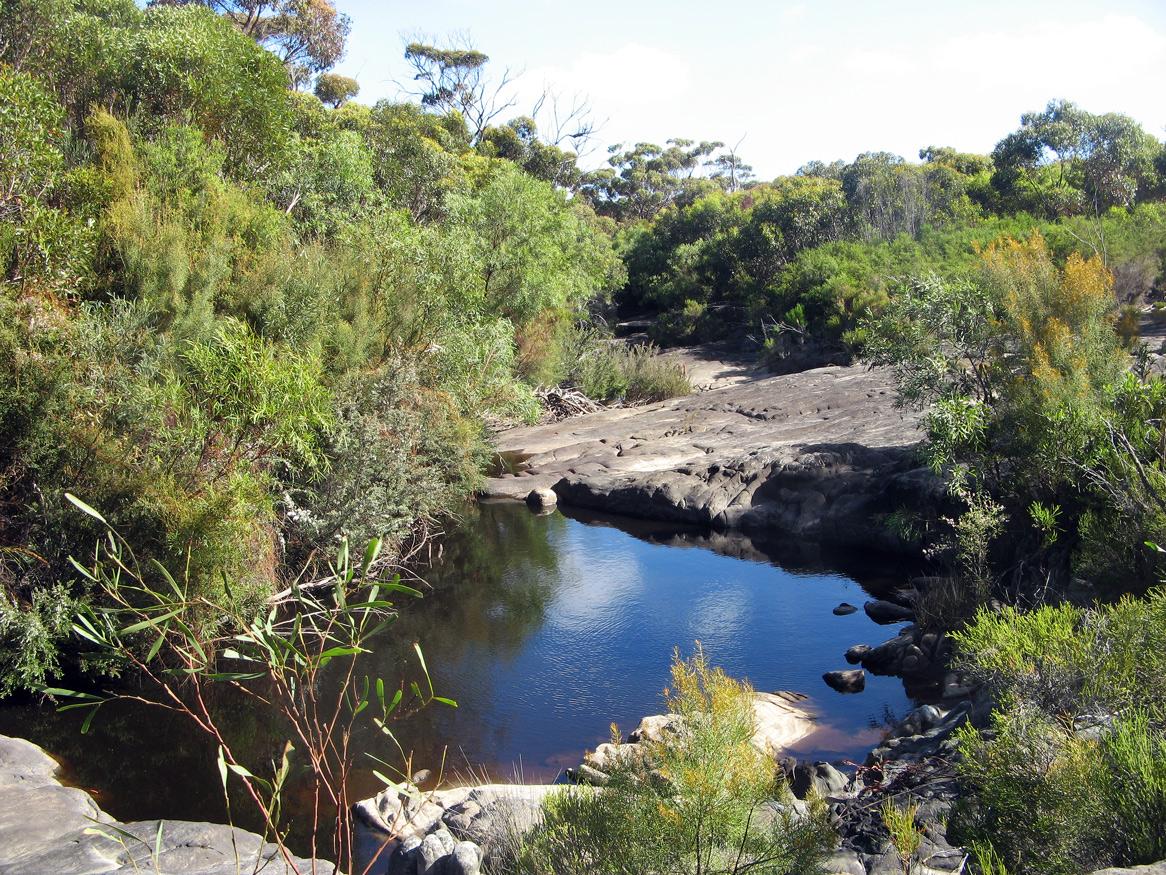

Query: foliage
[0,4,629,696]
[52,499,451,871]
[313,71,357,107]
[952,706,1112,875]
[562,330,691,404]
[149,0,351,80]
[952,592,1166,873]
[880,799,922,874]
[515,646,835,875]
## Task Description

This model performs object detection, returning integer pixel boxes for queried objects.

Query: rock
[750,692,816,755]
[572,764,611,786]
[0,734,328,875]
[524,487,557,512]
[419,833,448,873]
[584,741,646,773]
[844,644,871,664]
[450,841,482,875]
[823,848,867,875]
[790,761,850,800]
[628,713,684,743]
[864,599,915,624]
[860,627,917,675]
[1090,863,1166,875]
[481,359,935,554]
[823,669,866,693]
[833,602,858,615]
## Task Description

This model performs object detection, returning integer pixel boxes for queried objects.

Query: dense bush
[0,1,622,694]
[951,593,1166,874]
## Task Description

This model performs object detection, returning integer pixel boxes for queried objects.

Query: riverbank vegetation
[0,0,639,695]
[5,3,1166,873]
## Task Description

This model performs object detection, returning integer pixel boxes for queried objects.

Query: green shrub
[952,707,1112,875]
[953,593,1166,874]
[564,331,691,404]
[514,647,834,875]
[1099,711,1166,864]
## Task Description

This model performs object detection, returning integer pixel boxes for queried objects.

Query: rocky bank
[0,733,328,874]
[484,358,940,553]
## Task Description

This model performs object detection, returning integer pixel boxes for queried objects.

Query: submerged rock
[833,602,858,615]
[823,669,866,693]
[863,599,915,624]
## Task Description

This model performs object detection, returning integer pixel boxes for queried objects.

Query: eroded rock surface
[0,734,328,875]
[485,361,935,552]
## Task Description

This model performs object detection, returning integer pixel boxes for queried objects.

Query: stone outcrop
[483,361,939,553]
[0,733,328,875]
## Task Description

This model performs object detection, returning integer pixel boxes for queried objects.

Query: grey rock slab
[483,361,930,550]
[0,735,329,875]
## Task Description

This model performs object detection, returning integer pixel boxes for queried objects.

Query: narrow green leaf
[65,493,108,525]
[80,705,99,735]
[361,538,382,577]
[414,642,435,698]
[146,630,167,662]
[121,609,182,636]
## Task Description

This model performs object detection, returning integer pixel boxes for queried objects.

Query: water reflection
[0,500,917,851]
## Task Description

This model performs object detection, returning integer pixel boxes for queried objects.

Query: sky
[330,0,1166,179]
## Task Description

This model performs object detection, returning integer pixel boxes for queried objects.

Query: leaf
[413,642,435,698]
[432,696,458,708]
[149,559,184,599]
[361,537,382,577]
[120,609,183,636]
[80,705,99,735]
[376,678,385,713]
[42,687,102,701]
[318,646,362,661]
[146,630,167,662]
[216,746,228,791]
[68,556,98,582]
[65,493,108,525]
[154,820,164,861]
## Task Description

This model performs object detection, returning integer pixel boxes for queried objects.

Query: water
[0,500,916,835]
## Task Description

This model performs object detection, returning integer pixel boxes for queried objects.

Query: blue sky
[331,0,1166,178]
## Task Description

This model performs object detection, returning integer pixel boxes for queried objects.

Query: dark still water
[0,501,915,834]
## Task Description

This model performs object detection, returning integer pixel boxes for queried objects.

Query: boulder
[823,669,866,693]
[833,602,858,615]
[0,735,328,875]
[1090,864,1166,875]
[524,487,557,513]
[844,644,871,664]
[789,761,850,800]
[628,713,684,743]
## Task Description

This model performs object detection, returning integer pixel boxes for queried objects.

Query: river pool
[0,500,916,840]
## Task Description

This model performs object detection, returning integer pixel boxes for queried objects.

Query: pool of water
[0,500,916,837]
